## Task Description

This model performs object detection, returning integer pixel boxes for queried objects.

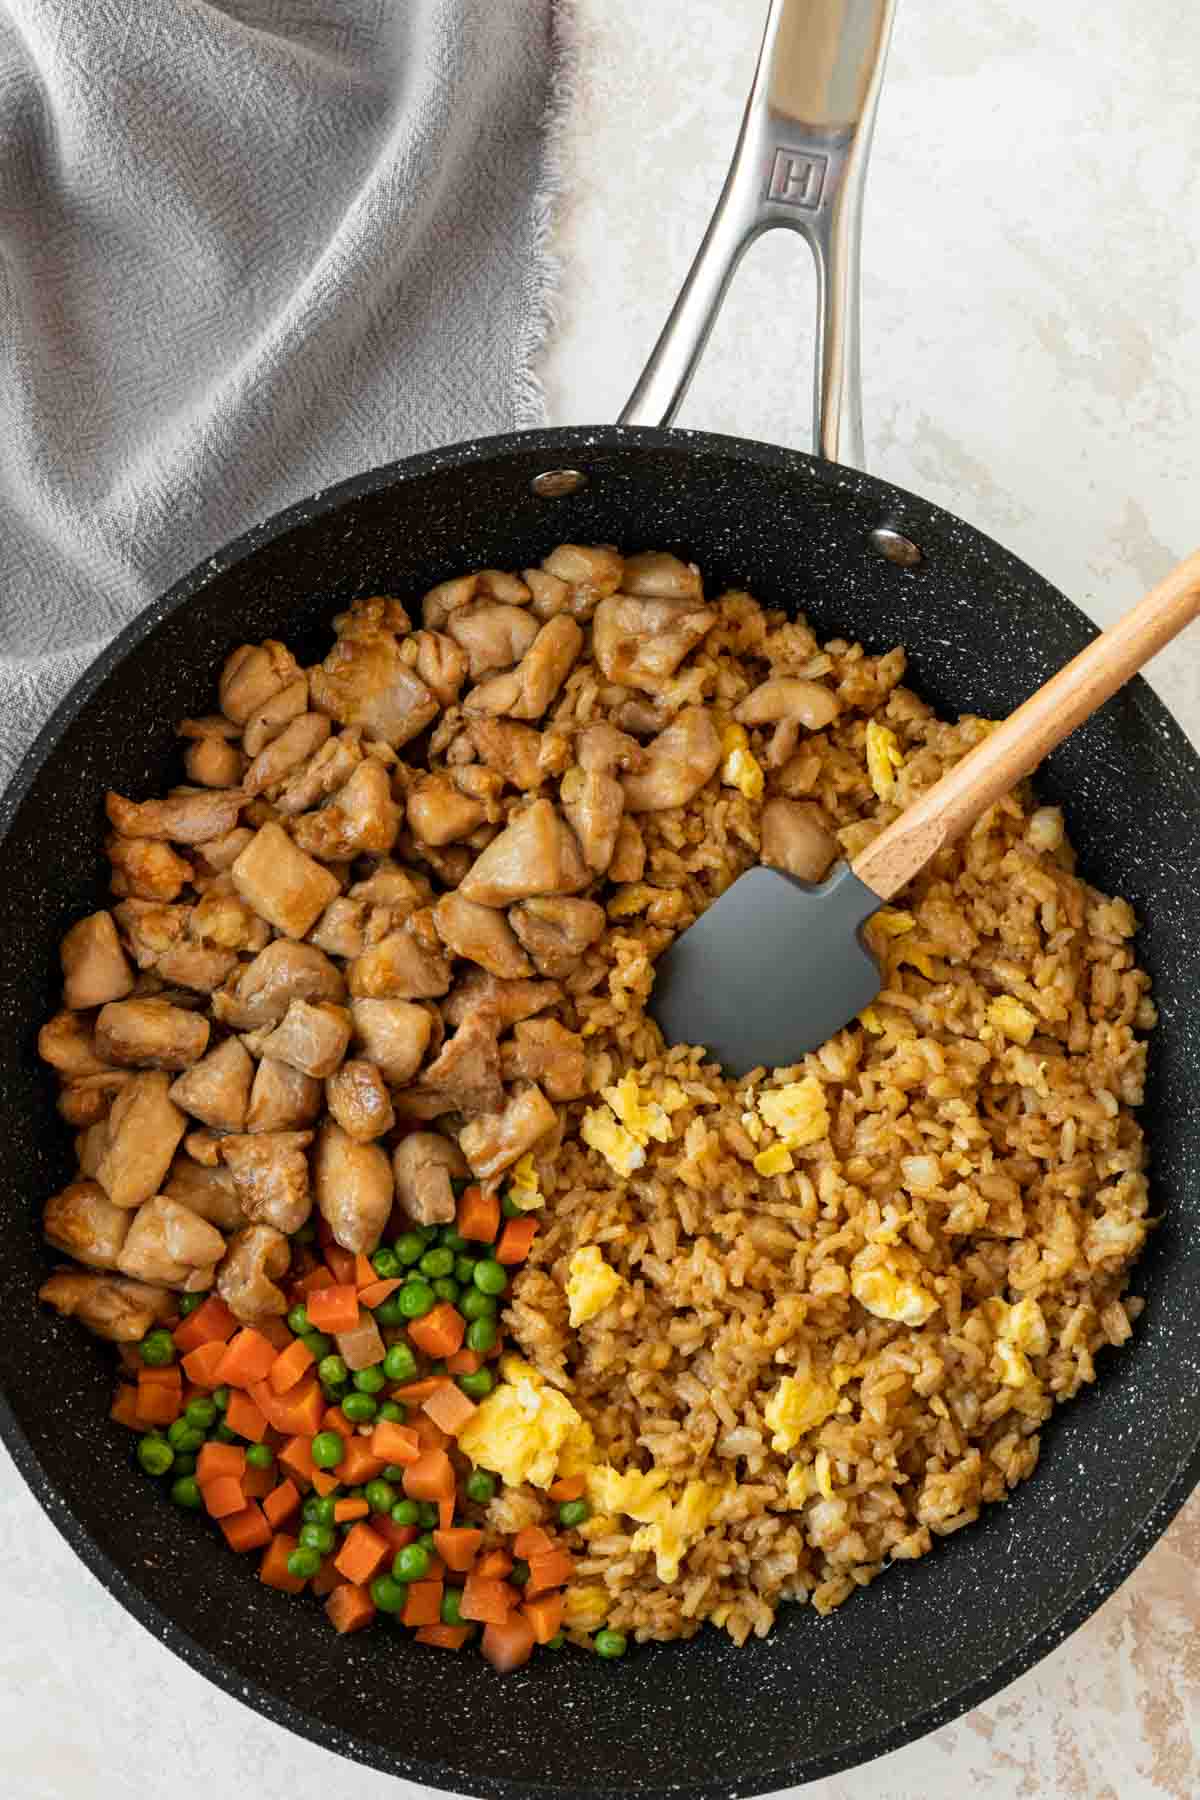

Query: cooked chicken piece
[167,1036,253,1132]
[246,1055,323,1133]
[509,896,606,978]
[163,1157,245,1231]
[178,713,241,742]
[309,597,438,748]
[348,913,450,1000]
[113,898,190,971]
[395,1008,503,1121]
[620,550,704,600]
[351,860,433,905]
[274,733,364,816]
[58,1071,131,1128]
[463,616,583,720]
[407,771,486,846]
[559,723,644,872]
[404,629,468,708]
[450,764,506,818]
[407,840,472,889]
[243,712,330,797]
[335,1309,386,1372]
[760,797,838,884]
[308,896,369,960]
[446,602,540,679]
[39,1270,174,1342]
[540,544,624,617]
[734,675,839,765]
[95,1071,187,1208]
[609,814,646,883]
[183,1126,224,1166]
[184,737,244,788]
[466,718,549,790]
[441,970,562,1030]
[105,833,193,901]
[241,675,309,756]
[621,707,722,812]
[76,1120,110,1177]
[44,1179,132,1270]
[457,799,588,906]
[38,1010,111,1079]
[117,1194,225,1288]
[313,1120,393,1253]
[392,1132,468,1226]
[220,1131,314,1234]
[212,939,345,1032]
[192,826,253,874]
[350,998,432,1086]
[325,1059,395,1141]
[256,999,352,1080]
[592,594,716,692]
[106,788,244,845]
[432,892,532,978]
[231,822,341,939]
[189,883,271,954]
[153,941,240,993]
[96,998,209,1071]
[524,567,571,620]
[422,573,478,631]
[219,640,303,726]
[459,1083,556,1181]
[611,695,673,736]
[291,759,400,861]
[216,1223,290,1323]
[60,912,134,1010]
[500,1018,588,1102]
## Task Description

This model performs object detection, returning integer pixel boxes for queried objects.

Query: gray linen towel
[0,0,569,786]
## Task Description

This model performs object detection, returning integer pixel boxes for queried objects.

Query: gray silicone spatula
[649,551,1200,1075]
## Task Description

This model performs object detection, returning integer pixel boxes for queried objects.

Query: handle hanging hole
[868,526,922,568]
[531,469,587,499]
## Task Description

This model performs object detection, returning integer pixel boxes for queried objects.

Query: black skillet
[3,2,1198,1793]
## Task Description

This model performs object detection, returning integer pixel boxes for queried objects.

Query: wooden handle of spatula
[851,548,1200,903]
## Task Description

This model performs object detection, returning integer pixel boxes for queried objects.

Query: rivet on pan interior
[868,526,923,568]
[530,468,587,498]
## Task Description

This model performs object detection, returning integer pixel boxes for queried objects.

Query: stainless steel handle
[618,0,896,469]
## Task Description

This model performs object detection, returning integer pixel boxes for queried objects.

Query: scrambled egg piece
[603,1072,675,1145]
[588,1464,672,1522]
[754,1143,794,1177]
[866,721,904,800]
[458,1357,589,1491]
[630,1482,722,1583]
[873,908,915,936]
[720,723,765,801]
[506,1153,544,1213]
[814,1449,835,1499]
[757,1077,830,1148]
[987,995,1038,1046]
[784,1463,813,1507]
[566,1245,623,1327]
[894,941,937,979]
[581,1105,645,1177]
[858,1005,884,1034]
[851,1251,939,1326]
[995,1340,1034,1387]
[582,1072,685,1177]
[563,1586,610,1630]
[764,1374,838,1452]
[1001,1296,1049,1356]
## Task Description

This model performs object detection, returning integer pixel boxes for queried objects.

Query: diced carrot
[496,1217,538,1265]
[333,1521,390,1586]
[137,1362,182,1388]
[445,1348,483,1376]
[401,1579,444,1628]
[172,1294,237,1354]
[391,1377,450,1404]
[202,1475,247,1520]
[135,1372,182,1427]
[324,1245,357,1286]
[322,1405,353,1438]
[433,1528,483,1573]
[407,1303,466,1359]
[279,1435,316,1486]
[273,1375,324,1438]
[353,1253,376,1291]
[514,1526,556,1561]
[312,1468,341,1498]
[370,1420,421,1466]
[548,1475,586,1503]
[373,1518,418,1554]
[357,1278,402,1310]
[263,1480,301,1530]
[421,1384,478,1438]
[481,1612,536,1672]
[412,1414,451,1453]
[305,1284,360,1335]
[197,1442,246,1486]
[402,1448,455,1502]
[415,1623,472,1651]
[438,1496,455,1532]
[526,1549,574,1595]
[294,1265,334,1296]
[311,1558,347,1597]
[220,1502,272,1553]
[476,1549,513,1580]
[326,1583,376,1635]
[260,1533,307,1594]
[109,1385,146,1431]
[214,1328,279,1389]
[334,1498,370,1524]
[457,1185,499,1243]
[339,1437,387,1486]
[461,1573,516,1626]
[225,1389,268,1443]
[523,1592,563,1645]
[241,1461,276,1500]
[268,1338,315,1396]
[180,1340,228,1389]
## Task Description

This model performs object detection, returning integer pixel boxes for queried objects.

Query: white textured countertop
[3,3,1198,1796]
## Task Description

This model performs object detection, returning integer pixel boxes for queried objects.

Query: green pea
[398,1280,435,1320]
[178,1293,204,1316]
[394,1232,425,1267]
[459,1288,497,1322]
[467,1316,498,1354]
[377,1400,406,1424]
[472,1259,507,1297]
[370,1574,406,1613]
[372,1246,401,1280]
[286,1304,311,1336]
[432,1278,460,1305]
[353,1365,386,1395]
[288,1547,322,1580]
[415,1501,438,1530]
[417,1223,440,1243]
[311,1431,344,1470]
[390,1498,420,1526]
[318,1354,348,1389]
[365,1479,397,1514]
[454,1254,478,1285]
[246,1443,274,1470]
[138,1328,176,1368]
[184,1396,217,1431]
[510,1559,530,1588]
[170,1474,202,1508]
[291,1219,318,1245]
[381,1463,407,1481]
[342,1392,377,1425]
[416,1531,437,1556]
[559,1499,590,1529]
[173,1453,197,1477]
[465,1470,496,1505]
[213,1386,230,1412]
[373,1295,406,1327]
[441,1586,464,1626]
[440,1227,469,1253]
[137,1435,174,1477]
[167,1419,205,1454]
[301,1329,333,1360]
[392,1542,431,1583]
[299,1522,336,1554]
[457,1370,494,1401]
[500,1193,523,1219]
[419,1246,454,1279]
[301,1496,322,1523]
[546,1633,566,1650]
[212,1421,240,1444]
[594,1629,627,1659]
[312,1496,337,1527]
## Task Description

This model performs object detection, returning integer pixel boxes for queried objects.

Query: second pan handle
[618,0,896,470]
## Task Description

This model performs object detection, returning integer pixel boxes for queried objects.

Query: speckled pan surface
[2,426,1198,1799]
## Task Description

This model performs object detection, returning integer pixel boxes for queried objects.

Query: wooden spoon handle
[851,548,1200,903]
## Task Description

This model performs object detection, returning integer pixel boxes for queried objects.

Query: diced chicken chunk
[433,892,532,978]
[184,737,243,788]
[621,707,722,812]
[309,597,438,748]
[220,1131,315,1234]
[274,733,364,816]
[457,799,588,906]
[106,788,244,845]
[96,1072,187,1208]
[95,998,210,1071]
[255,999,352,1080]
[500,1018,588,1101]
[189,882,272,954]
[350,999,432,1086]
[459,1083,557,1181]
[240,676,309,757]
[760,798,838,883]
[407,629,468,708]
[313,1120,393,1253]
[335,1310,386,1373]
[348,915,450,1000]
[609,814,646,883]
[442,971,561,1030]
[447,603,540,679]
[38,1011,111,1079]
[463,616,583,720]
[245,1056,323,1133]
[509,896,606,978]
[167,1035,253,1131]
[59,1071,131,1128]
[163,1157,245,1231]
[106,834,193,901]
[44,1179,132,1270]
[117,1195,226,1288]
[392,1132,468,1226]
[39,1270,174,1342]
[60,912,134,1009]
[396,1008,503,1121]
[219,639,303,726]
[291,759,400,860]
[231,823,341,939]
[212,939,345,1031]
[216,1224,290,1323]
[620,550,704,600]
[407,771,486,846]
[592,594,716,692]
[541,544,624,616]
[467,718,551,790]
[243,713,331,796]
[325,1060,395,1141]
[308,896,369,960]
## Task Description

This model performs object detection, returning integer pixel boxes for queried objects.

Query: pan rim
[2,420,1197,1797]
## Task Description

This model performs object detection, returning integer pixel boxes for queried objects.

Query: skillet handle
[617,0,896,469]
